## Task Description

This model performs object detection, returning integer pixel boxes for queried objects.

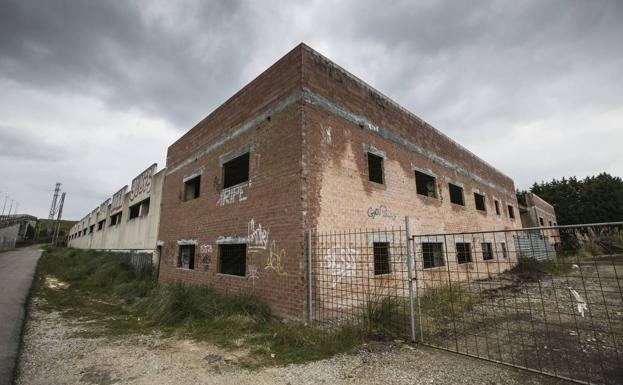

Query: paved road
[0,247,42,385]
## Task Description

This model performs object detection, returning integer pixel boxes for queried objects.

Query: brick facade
[158,44,523,319]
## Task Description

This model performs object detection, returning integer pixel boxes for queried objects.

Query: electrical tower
[47,182,61,234]
[52,192,66,246]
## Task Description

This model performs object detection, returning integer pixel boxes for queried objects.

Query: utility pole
[52,193,65,246]
[47,183,61,235]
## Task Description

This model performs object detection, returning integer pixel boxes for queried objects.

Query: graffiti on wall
[111,186,127,212]
[265,241,286,275]
[199,244,213,270]
[248,264,259,287]
[217,182,248,206]
[247,218,269,252]
[129,163,156,201]
[324,247,357,288]
[367,204,396,220]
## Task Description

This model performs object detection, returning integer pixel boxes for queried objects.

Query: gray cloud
[0,0,621,219]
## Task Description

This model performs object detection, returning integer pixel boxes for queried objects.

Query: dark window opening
[89,225,94,234]
[110,212,122,226]
[129,198,150,219]
[500,243,508,258]
[223,153,250,188]
[474,193,486,211]
[422,242,444,269]
[219,244,246,276]
[178,244,195,270]
[97,220,105,230]
[507,205,515,219]
[129,203,140,219]
[373,242,391,275]
[82,229,87,236]
[481,242,493,260]
[456,242,472,264]
[539,217,545,226]
[140,198,150,216]
[494,200,501,215]
[449,183,464,206]
[367,153,384,184]
[415,170,436,198]
[184,176,201,201]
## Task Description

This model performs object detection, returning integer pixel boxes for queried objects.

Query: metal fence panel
[413,223,623,385]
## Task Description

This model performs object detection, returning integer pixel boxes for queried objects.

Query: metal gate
[412,222,623,385]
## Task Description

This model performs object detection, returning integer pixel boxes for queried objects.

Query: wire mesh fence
[311,227,413,340]
[310,221,623,384]
[413,223,623,384]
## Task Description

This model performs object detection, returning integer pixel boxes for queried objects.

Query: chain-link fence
[310,221,623,384]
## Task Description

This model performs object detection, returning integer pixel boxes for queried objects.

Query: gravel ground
[16,298,569,385]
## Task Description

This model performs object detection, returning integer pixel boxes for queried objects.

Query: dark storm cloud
[0,125,66,161]
[0,0,255,128]
[0,0,621,218]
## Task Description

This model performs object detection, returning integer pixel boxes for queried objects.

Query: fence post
[405,216,418,342]
[306,228,313,324]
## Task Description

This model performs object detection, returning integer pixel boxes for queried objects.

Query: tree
[519,173,623,225]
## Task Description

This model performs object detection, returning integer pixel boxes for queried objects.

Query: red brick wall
[158,44,308,319]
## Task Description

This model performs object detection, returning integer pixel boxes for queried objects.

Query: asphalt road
[0,247,41,385]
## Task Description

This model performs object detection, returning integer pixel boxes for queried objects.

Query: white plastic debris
[569,288,588,317]
[572,264,579,269]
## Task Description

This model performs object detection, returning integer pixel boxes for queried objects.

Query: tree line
[518,172,623,225]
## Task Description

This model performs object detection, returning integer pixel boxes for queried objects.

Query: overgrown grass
[511,257,573,277]
[34,247,366,366]
[416,283,480,336]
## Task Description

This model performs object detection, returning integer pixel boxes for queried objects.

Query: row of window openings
[368,153,516,219]
[70,198,150,239]
[184,152,250,202]
[176,241,507,278]
[539,217,557,227]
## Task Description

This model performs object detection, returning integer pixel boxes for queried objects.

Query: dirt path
[16,298,568,385]
[0,246,42,385]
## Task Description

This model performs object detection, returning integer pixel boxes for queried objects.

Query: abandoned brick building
[157,44,523,319]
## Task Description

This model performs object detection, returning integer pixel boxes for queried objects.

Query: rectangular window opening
[539,217,545,226]
[367,153,384,184]
[456,242,472,264]
[500,242,508,258]
[97,220,105,230]
[184,176,201,201]
[223,153,250,188]
[481,242,493,260]
[89,225,94,234]
[140,198,150,216]
[494,200,501,215]
[178,244,195,270]
[507,204,515,219]
[373,242,391,275]
[449,183,465,206]
[129,203,140,219]
[474,193,486,211]
[219,244,246,276]
[110,212,122,226]
[422,242,445,269]
[415,170,436,198]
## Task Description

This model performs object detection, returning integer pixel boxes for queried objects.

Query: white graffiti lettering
[248,264,259,287]
[217,182,248,206]
[199,244,213,254]
[247,218,269,251]
[130,164,156,201]
[265,241,286,275]
[324,247,357,288]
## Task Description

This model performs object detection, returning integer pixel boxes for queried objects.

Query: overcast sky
[1,0,621,220]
